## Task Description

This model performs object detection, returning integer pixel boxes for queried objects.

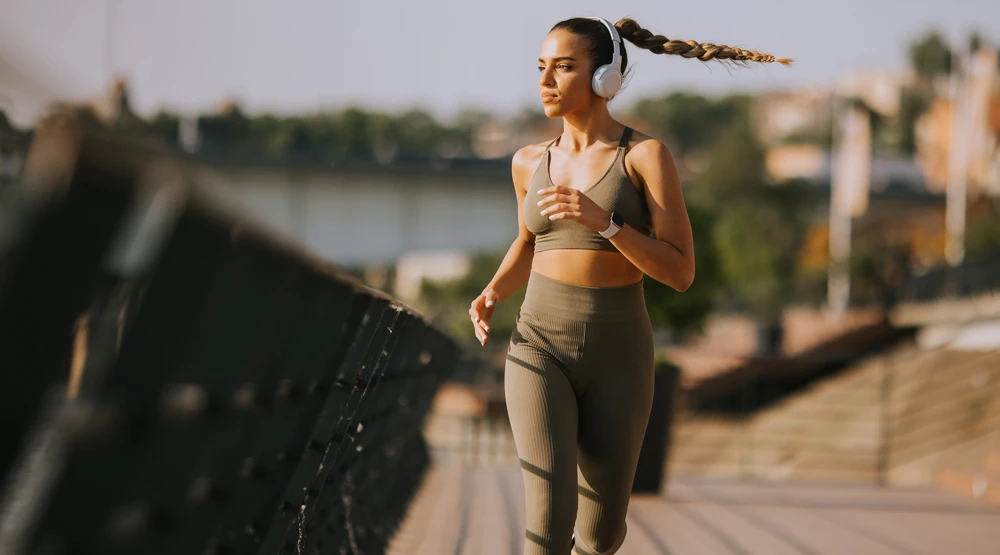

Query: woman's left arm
[536,139,695,291]
[608,139,694,291]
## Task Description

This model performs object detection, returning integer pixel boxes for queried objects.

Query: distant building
[754,71,914,148]
[766,144,827,183]
[915,47,1000,196]
[766,144,928,193]
[753,89,833,146]
[472,120,516,159]
[836,69,916,119]
[471,117,565,159]
[394,250,472,305]
[92,77,133,124]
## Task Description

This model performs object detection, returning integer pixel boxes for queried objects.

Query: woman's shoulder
[623,127,666,153]
[510,140,553,191]
[622,129,677,191]
[623,129,674,169]
[511,140,552,172]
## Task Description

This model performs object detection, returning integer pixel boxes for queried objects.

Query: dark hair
[614,18,791,66]
[550,18,631,98]
[550,17,793,98]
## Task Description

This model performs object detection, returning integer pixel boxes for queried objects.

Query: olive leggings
[504,270,655,555]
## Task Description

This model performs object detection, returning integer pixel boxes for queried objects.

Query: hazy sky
[2,0,998,125]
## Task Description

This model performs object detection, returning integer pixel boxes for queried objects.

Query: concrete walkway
[389,464,1000,555]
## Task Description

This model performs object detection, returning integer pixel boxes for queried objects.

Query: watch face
[611,211,625,227]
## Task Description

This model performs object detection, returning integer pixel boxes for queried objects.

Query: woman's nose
[539,69,554,87]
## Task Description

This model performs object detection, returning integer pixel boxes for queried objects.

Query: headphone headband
[587,17,622,72]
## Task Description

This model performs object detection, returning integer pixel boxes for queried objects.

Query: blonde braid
[614,18,793,67]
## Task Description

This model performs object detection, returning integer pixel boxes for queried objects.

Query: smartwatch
[598,211,624,238]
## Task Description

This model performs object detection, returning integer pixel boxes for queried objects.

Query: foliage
[418,250,526,343]
[653,356,680,374]
[896,87,933,155]
[693,115,812,325]
[966,207,1000,259]
[909,31,953,79]
[713,200,801,324]
[643,203,723,335]
[170,103,465,163]
[632,93,753,159]
[685,113,767,207]
[147,111,180,145]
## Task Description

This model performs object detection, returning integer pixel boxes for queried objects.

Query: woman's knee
[573,520,627,555]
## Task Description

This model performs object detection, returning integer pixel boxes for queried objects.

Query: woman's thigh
[504,311,582,553]
[572,315,655,554]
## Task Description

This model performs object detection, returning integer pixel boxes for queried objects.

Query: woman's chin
[541,104,563,118]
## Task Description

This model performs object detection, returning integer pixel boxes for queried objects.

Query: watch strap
[599,212,622,238]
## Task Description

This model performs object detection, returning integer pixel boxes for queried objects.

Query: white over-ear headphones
[587,17,623,98]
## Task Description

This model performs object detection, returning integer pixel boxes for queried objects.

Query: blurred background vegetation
[9,30,996,351]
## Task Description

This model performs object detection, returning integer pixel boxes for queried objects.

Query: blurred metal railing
[424,411,520,468]
[897,257,1000,303]
[0,121,458,555]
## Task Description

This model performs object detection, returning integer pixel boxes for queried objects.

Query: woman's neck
[557,108,622,152]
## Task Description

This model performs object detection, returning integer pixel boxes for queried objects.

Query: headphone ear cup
[592,65,623,98]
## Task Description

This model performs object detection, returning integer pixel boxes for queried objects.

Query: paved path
[388,464,1000,555]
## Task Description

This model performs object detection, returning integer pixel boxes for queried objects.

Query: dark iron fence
[0,120,457,555]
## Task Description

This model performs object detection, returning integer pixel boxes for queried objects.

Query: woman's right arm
[469,144,540,345]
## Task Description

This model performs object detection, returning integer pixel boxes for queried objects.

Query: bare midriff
[531,249,643,287]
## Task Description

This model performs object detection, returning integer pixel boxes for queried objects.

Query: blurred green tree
[896,87,933,155]
[966,208,1000,259]
[642,203,722,336]
[338,107,376,159]
[419,250,526,344]
[686,111,766,207]
[147,111,180,145]
[394,109,448,157]
[909,31,953,80]
[632,93,752,160]
[693,114,812,330]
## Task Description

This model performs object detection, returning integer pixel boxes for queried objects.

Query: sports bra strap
[618,126,633,149]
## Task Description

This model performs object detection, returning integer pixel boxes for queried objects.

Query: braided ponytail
[614,18,793,67]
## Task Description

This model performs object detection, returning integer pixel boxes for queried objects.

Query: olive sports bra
[523,126,653,253]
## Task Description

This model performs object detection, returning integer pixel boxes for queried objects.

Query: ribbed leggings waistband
[520,270,646,322]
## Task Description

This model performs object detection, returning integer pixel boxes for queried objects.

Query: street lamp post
[945,41,971,269]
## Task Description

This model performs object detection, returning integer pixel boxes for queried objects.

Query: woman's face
[537,29,596,118]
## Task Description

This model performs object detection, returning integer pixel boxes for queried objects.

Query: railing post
[740,366,757,480]
[876,350,895,486]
